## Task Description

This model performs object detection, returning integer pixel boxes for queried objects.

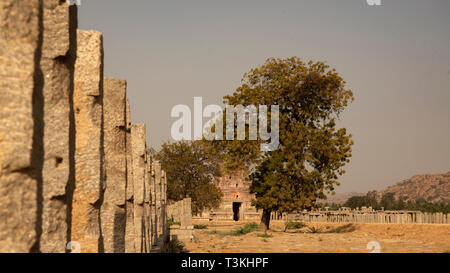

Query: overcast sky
[79,0,450,193]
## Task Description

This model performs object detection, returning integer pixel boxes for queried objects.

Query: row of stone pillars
[0,1,168,253]
[286,211,449,224]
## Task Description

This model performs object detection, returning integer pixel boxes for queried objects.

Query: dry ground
[183,220,450,253]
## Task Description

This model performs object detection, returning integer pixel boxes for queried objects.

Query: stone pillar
[100,78,127,252]
[124,100,135,253]
[39,0,77,253]
[131,124,146,253]
[0,0,41,253]
[183,198,193,229]
[145,153,153,250]
[151,159,158,245]
[143,151,151,252]
[154,161,163,237]
[71,29,104,253]
[161,170,167,236]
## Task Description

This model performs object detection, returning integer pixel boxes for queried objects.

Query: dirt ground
[183,220,450,253]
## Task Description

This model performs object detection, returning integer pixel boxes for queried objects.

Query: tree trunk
[259,209,271,231]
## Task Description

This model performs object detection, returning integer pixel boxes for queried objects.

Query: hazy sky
[79,0,450,193]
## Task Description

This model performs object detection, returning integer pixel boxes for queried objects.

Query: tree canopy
[343,191,379,209]
[339,191,450,213]
[156,141,223,214]
[216,57,354,230]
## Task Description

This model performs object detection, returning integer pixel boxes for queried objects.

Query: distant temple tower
[204,168,261,221]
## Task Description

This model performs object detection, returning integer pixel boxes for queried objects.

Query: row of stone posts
[286,209,449,224]
[0,1,168,253]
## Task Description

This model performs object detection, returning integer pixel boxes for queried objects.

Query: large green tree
[220,57,354,230]
[156,141,223,214]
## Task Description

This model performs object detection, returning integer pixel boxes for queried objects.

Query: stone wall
[167,198,194,242]
[0,1,168,253]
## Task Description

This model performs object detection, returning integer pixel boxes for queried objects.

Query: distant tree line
[322,191,450,213]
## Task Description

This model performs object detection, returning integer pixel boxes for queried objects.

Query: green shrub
[194,224,208,229]
[308,226,322,233]
[167,216,181,226]
[242,222,259,232]
[229,222,259,236]
[284,221,307,231]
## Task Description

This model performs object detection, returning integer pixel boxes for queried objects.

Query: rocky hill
[320,172,450,205]
[378,172,450,203]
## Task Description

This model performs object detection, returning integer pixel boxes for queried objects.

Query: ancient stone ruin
[197,169,449,224]
[196,168,260,222]
[167,198,194,242]
[285,207,450,224]
[0,1,168,253]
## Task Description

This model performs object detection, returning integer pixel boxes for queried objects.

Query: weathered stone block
[124,99,135,253]
[125,100,134,201]
[72,29,104,253]
[131,124,146,252]
[154,161,163,237]
[0,0,41,253]
[100,78,127,253]
[151,160,161,243]
[167,198,193,242]
[161,170,168,234]
[40,0,77,253]
[149,156,156,244]
[143,153,151,252]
